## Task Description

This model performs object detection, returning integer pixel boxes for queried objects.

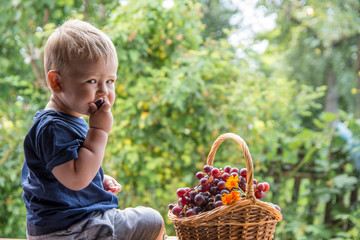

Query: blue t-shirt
[21,110,118,236]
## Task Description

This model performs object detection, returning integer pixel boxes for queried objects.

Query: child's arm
[52,100,113,191]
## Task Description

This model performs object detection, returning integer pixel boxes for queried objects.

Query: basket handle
[206,133,255,199]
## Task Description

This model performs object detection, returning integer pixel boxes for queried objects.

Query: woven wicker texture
[168,133,282,240]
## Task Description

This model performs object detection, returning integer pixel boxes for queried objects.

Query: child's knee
[151,209,165,240]
[155,218,165,240]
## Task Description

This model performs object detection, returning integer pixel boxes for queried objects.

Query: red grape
[185,208,197,217]
[230,172,239,178]
[95,99,104,109]
[256,183,265,191]
[211,168,220,178]
[194,194,205,206]
[201,184,210,192]
[230,167,239,174]
[172,206,182,216]
[200,177,209,186]
[220,189,229,195]
[181,196,191,205]
[194,206,201,213]
[222,173,230,181]
[189,190,197,201]
[177,198,183,207]
[240,168,247,178]
[263,182,270,192]
[196,172,204,180]
[239,176,246,185]
[183,187,190,197]
[240,182,246,192]
[203,165,213,174]
[210,186,218,195]
[177,188,186,198]
[206,203,215,211]
[217,181,226,191]
[215,200,223,208]
[215,194,222,201]
[212,178,220,186]
[255,190,265,199]
[224,165,232,173]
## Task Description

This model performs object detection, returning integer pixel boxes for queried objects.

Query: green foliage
[199,0,239,39]
[0,0,359,239]
[257,0,360,115]
[0,79,46,237]
[253,1,360,237]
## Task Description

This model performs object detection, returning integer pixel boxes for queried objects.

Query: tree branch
[99,3,105,21]
[83,0,88,21]
[43,7,49,27]
[287,6,356,48]
[26,45,46,87]
[356,34,360,118]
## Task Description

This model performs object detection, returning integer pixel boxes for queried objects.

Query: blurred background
[0,0,359,239]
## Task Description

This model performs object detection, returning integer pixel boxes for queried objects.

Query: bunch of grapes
[169,164,280,217]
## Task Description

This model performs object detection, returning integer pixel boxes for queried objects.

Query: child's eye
[87,79,96,84]
[106,79,114,84]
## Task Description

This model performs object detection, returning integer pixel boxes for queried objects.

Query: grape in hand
[95,99,104,109]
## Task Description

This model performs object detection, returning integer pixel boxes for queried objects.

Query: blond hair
[44,19,117,76]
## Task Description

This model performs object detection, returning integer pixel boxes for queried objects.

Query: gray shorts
[27,207,163,240]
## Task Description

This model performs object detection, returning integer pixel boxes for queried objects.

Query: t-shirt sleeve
[36,122,84,172]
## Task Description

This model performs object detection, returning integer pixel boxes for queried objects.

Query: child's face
[58,57,118,117]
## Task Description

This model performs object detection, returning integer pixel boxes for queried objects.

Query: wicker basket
[168,133,283,240]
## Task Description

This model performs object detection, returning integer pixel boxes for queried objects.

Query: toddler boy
[21,19,164,240]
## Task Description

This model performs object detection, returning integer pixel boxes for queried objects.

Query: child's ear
[47,70,62,93]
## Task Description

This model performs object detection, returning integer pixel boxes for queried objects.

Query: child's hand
[88,98,113,133]
[103,174,122,195]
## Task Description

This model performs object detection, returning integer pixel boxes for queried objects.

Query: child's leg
[109,207,164,240]
[26,211,113,240]
[27,207,164,240]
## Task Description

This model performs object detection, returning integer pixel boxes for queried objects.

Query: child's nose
[97,83,109,95]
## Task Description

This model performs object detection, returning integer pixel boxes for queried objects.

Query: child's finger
[99,99,111,112]
[89,103,98,114]
[108,188,119,194]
